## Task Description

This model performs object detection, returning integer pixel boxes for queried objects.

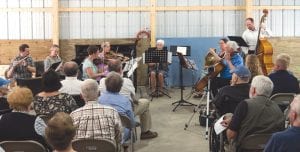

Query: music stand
[145,48,171,101]
[227,36,249,47]
[172,52,196,112]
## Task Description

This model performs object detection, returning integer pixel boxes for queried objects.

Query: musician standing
[209,41,244,97]
[44,44,62,72]
[6,44,36,79]
[148,39,168,95]
[242,18,259,55]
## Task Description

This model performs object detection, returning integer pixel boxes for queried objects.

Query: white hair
[251,75,274,97]
[226,41,239,52]
[81,79,99,101]
[156,39,165,46]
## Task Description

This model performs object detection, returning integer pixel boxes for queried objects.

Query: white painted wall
[0,0,299,39]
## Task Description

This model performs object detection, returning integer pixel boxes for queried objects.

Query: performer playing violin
[208,40,244,97]
[6,44,36,79]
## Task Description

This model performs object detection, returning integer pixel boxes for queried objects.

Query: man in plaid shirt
[70,79,122,145]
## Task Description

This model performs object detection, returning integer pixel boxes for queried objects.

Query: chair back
[34,61,45,77]
[71,94,85,107]
[239,134,272,152]
[16,77,43,96]
[72,139,116,152]
[119,114,132,128]
[0,140,47,152]
[270,93,295,112]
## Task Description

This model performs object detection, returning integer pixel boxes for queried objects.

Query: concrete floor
[134,87,210,152]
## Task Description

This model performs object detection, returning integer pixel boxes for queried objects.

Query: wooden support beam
[156,6,245,11]
[245,0,253,18]
[52,0,59,45]
[0,8,51,12]
[150,0,156,47]
[59,7,150,12]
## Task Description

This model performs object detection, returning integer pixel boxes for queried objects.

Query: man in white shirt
[242,17,259,55]
[59,61,83,95]
[99,59,158,140]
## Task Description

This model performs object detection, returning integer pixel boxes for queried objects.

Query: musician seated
[6,44,36,79]
[209,41,244,97]
[148,39,168,95]
[44,44,62,72]
[269,53,300,95]
[212,66,250,116]
[82,45,105,80]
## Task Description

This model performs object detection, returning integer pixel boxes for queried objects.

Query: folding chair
[239,134,272,152]
[71,94,85,107]
[0,140,47,152]
[119,114,136,152]
[16,77,43,96]
[72,139,117,152]
[270,93,295,112]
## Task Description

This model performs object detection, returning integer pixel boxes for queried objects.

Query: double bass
[255,9,274,75]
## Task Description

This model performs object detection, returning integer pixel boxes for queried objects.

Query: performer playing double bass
[208,40,244,97]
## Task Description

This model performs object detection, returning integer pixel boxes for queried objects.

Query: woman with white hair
[208,40,244,97]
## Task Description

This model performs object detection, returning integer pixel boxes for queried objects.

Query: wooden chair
[119,114,136,152]
[239,134,272,152]
[0,140,47,152]
[72,139,116,152]
[270,93,295,112]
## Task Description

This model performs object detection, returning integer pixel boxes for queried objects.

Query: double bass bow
[255,9,274,75]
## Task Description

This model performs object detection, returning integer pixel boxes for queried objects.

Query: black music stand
[227,36,249,47]
[172,52,196,111]
[145,48,171,101]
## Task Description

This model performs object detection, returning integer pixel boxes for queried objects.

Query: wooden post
[150,0,156,47]
[52,0,59,45]
[245,0,253,18]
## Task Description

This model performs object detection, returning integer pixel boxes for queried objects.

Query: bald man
[59,61,83,95]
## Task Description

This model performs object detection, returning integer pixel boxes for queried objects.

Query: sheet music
[124,57,142,77]
[177,47,187,55]
[214,115,226,135]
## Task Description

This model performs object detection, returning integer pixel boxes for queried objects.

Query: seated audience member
[269,53,300,95]
[264,95,300,152]
[245,54,262,82]
[33,69,78,117]
[0,87,49,150]
[6,44,36,79]
[82,45,105,80]
[59,61,83,95]
[222,75,284,151]
[0,78,10,111]
[212,66,251,115]
[44,44,62,72]
[99,59,158,139]
[45,112,76,152]
[70,79,122,144]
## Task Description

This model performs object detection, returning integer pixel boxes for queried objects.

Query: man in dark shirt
[264,94,300,152]
[269,53,300,95]
[222,75,284,151]
[212,65,251,115]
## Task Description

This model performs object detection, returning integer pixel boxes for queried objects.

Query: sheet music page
[214,115,226,135]
[127,61,138,77]
[142,53,145,64]
[168,52,172,63]
[177,47,187,55]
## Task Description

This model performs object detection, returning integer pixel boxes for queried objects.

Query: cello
[194,50,224,93]
[255,9,274,75]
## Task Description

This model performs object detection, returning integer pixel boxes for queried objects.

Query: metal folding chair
[0,140,47,152]
[72,138,117,152]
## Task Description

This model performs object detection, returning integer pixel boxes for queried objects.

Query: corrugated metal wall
[0,0,52,39]
[0,0,300,39]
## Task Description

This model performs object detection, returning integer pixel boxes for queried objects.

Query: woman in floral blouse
[33,69,78,117]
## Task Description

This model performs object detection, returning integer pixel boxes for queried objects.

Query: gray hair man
[99,60,158,140]
[59,61,83,95]
[222,75,284,151]
[265,95,300,152]
[70,79,122,144]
